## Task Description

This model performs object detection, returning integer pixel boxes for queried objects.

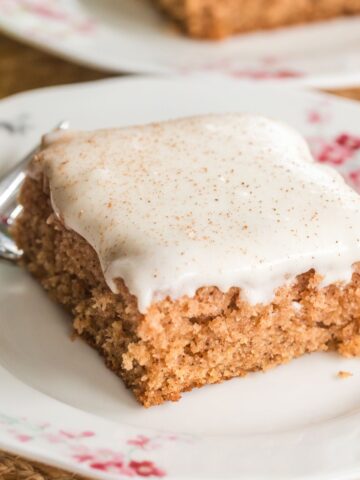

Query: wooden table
[1,31,360,480]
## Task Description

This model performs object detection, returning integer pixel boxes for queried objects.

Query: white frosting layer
[35,114,360,312]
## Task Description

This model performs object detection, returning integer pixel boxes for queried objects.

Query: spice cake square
[13,114,360,407]
[153,0,360,39]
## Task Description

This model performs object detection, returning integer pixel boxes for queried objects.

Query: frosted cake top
[33,114,360,312]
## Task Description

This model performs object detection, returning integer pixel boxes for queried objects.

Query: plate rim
[1,1,360,87]
[1,75,360,480]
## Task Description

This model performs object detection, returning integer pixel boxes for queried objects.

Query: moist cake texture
[153,0,360,38]
[13,114,360,407]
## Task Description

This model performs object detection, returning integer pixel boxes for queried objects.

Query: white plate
[1,75,360,479]
[1,0,360,88]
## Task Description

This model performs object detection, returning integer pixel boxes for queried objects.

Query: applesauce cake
[153,0,360,38]
[13,114,360,407]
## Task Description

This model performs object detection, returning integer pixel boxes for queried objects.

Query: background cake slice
[13,114,360,407]
[153,0,360,39]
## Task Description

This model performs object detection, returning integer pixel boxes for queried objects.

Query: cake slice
[13,114,360,407]
[153,0,360,39]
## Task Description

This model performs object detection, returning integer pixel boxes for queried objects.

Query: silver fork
[0,121,69,261]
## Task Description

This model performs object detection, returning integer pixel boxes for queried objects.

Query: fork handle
[0,146,38,222]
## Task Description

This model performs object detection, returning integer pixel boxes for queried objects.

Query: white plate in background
[1,0,360,87]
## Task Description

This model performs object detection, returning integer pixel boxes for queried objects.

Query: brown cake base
[154,0,360,39]
[12,176,360,407]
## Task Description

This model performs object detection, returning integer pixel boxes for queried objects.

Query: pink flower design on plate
[16,434,32,443]
[307,109,330,125]
[90,460,135,476]
[311,133,360,165]
[129,460,166,477]
[0,414,168,477]
[59,429,95,439]
[87,458,165,477]
[73,454,95,463]
[186,55,304,80]
[19,0,68,21]
[72,444,166,477]
[127,435,151,449]
[3,0,96,34]
[347,170,360,192]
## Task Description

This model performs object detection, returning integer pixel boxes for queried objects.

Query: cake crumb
[337,370,353,379]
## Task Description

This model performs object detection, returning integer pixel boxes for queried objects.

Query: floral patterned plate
[1,76,360,479]
[1,0,360,87]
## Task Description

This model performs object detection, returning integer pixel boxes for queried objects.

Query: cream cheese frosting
[33,114,360,312]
